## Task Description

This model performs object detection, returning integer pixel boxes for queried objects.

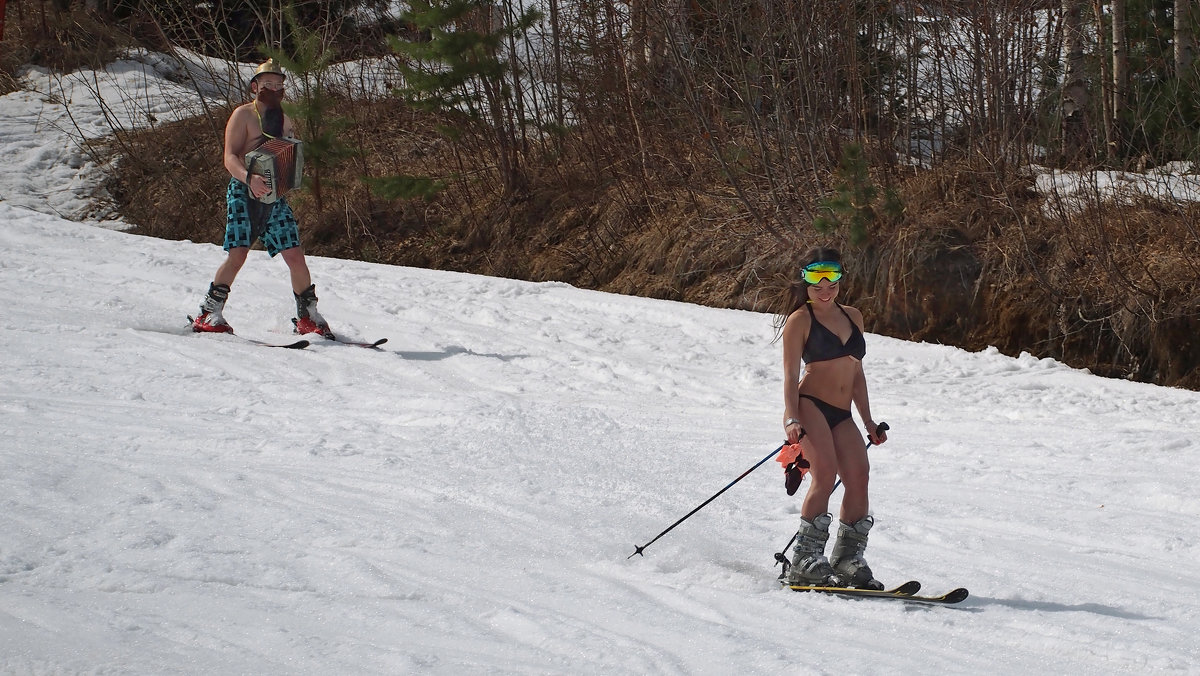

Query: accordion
[245,137,304,204]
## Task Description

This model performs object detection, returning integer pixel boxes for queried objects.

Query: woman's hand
[784,417,804,444]
[865,420,889,445]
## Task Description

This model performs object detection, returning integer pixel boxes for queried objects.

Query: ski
[900,587,969,604]
[302,336,388,349]
[288,317,385,348]
[782,580,969,605]
[187,316,310,349]
[241,337,311,349]
[782,579,920,596]
[330,337,388,349]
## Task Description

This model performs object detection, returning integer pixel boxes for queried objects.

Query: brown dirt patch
[103,101,1200,390]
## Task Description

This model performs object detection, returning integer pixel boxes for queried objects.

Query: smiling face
[806,279,841,304]
[799,256,843,306]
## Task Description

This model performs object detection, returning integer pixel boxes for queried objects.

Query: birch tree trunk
[1112,0,1127,124]
[1093,0,1114,159]
[1062,0,1091,162]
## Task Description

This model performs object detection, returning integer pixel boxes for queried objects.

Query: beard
[255,88,285,138]
[256,87,285,110]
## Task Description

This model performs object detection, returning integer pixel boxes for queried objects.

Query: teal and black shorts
[223,178,301,257]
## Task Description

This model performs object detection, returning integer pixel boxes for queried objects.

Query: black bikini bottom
[798,394,852,430]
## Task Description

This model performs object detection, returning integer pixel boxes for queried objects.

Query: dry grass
[9,7,1190,390]
[99,104,1200,390]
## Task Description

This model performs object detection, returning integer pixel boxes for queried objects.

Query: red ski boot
[293,315,334,339]
[192,311,234,333]
[192,283,233,333]
[293,284,334,339]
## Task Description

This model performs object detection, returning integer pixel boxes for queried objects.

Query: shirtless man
[192,58,333,338]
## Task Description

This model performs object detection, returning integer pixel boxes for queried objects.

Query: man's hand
[248,174,271,199]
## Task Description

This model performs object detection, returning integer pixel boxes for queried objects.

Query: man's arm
[223,106,272,199]
[223,106,252,184]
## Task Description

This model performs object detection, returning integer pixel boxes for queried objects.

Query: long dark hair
[770,247,843,341]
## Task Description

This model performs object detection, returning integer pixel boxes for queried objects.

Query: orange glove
[779,442,810,496]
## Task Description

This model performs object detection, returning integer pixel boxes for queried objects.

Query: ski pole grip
[868,421,888,446]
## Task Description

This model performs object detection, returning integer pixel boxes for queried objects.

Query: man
[192,58,333,338]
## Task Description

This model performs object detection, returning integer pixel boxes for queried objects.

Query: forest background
[2,0,1199,390]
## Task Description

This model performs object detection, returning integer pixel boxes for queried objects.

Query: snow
[1029,162,1200,215]
[3,54,1200,676]
[1,49,214,225]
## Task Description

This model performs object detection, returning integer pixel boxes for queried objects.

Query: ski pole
[629,442,786,559]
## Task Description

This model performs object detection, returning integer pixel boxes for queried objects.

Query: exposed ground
[4,6,1195,389]
[102,99,1200,390]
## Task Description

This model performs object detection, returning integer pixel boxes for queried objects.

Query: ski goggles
[801,261,844,285]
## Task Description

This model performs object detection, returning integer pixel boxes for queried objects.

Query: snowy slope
[2,46,1200,675]
[3,205,1200,675]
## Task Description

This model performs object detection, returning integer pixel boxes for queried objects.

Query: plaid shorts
[223,178,301,257]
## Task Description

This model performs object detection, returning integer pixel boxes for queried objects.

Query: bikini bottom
[798,394,852,430]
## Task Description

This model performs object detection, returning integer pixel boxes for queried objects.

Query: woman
[776,247,887,589]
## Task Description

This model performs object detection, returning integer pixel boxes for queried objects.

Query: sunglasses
[802,261,844,285]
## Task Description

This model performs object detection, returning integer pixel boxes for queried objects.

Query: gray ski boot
[830,515,884,590]
[785,513,839,586]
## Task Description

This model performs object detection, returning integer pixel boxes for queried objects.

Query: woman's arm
[846,306,885,444]
[851,361,876,435]
[781,310,808,443]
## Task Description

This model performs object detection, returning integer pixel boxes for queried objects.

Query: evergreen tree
[384,0,542,198]
[812,144,901,246]
[263,6,350,212]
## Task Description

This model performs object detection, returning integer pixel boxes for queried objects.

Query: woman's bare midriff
[797,357,859,409]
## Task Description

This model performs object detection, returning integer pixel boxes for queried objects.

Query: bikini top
[803,302,866,363]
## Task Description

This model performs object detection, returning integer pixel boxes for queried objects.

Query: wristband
[784,418,802,427]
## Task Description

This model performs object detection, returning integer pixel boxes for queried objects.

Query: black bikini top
[803,302,866,363]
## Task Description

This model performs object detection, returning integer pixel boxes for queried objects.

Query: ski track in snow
[3,205,1200,674]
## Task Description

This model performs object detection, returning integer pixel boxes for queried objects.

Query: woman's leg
[797,397,839,521]
[828,421,881,588]
[786,397,843,585]
[832,421,870,523]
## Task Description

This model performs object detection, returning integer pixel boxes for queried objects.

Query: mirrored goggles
[802,261,844,285]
